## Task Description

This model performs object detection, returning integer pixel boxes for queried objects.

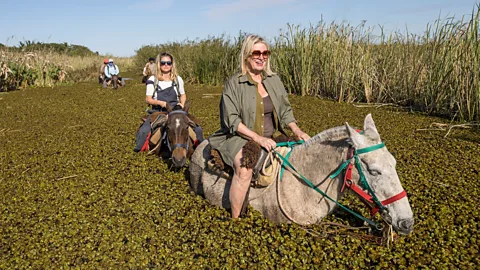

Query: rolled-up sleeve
[221,79,242,134]
[277,78,296,128]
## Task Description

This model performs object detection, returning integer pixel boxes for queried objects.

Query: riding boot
[134,118,152,152]
[239,185,251,218]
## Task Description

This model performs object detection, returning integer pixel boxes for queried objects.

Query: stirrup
[252,149,270,182]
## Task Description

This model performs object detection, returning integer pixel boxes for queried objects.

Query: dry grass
[0,48,135,90]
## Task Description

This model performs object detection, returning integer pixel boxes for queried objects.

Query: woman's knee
[234,167,252,183]
[233,149,252,182]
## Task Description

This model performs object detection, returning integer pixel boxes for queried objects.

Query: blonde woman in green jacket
[209,34,310,218]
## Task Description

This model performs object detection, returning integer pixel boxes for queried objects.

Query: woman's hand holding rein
[157,100,167,108]
[254,135,277,152]
[289,122,311,142]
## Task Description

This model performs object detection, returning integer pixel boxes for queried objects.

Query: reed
[1,47,135,91]
[141,4,479,121]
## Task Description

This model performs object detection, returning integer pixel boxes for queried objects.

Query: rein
[274,136,406,229]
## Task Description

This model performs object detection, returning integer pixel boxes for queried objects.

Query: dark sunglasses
[251,50,271,59]
[160,61,172,66]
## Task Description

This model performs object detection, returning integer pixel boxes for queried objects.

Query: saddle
[141,111,200,155]
[208,135,293,187]
[144,112,168,155]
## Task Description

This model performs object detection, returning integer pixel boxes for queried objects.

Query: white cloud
[203,0,297,20]
[129,0,173,10]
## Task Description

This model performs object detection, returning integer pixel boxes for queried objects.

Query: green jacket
[209,72,296,167]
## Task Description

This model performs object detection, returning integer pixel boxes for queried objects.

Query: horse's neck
[267,126,352,224]
[287,126,350,187]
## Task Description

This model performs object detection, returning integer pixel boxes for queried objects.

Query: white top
[146,75,185,97]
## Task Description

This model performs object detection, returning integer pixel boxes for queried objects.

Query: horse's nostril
[173,157,186,167]
[398,218,414,232]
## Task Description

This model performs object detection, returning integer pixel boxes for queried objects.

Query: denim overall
[151,81,178,111]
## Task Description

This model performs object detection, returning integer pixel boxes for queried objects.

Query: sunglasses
[251,50,271,59]
[160,61,172,66]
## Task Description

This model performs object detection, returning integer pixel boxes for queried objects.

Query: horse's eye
[361,159,381,176]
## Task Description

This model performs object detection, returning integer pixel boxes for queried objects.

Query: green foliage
[0,78,478,268]
[13,40,96,57]
[0,60,68,91]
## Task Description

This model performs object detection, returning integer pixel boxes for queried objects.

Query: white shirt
[146,75,185,98]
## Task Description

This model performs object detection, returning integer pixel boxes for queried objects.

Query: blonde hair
[240,34,274,76]
[155,52,179,81]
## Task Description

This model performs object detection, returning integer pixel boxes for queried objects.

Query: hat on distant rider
[108,58,114,63]
[103,58,108,64]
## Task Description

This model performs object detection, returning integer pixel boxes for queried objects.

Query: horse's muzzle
[172,156,186,168]
[396,218,414,234]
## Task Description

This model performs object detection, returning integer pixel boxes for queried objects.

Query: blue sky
[0,0,477,57]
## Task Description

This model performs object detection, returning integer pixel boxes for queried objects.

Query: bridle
[331,142,407,224]
[163,110,190,153]
[276,134,408,228]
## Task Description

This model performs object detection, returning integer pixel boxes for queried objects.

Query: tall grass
[1,47,135,91]
[277,7,480,121]
[137,5,479,121]
[135,34,243,85]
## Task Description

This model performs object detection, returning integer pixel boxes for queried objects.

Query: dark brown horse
[106,75,123,89]
[162,101,199,168]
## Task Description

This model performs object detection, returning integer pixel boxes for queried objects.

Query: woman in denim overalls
[145,53,185,110]
[134,52,203,152]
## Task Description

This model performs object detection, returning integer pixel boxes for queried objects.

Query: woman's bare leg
[230,149,252,218]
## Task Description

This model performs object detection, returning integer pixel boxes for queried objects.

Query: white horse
[189,114,414,234]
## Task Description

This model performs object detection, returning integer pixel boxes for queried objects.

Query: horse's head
[345,114,414,234]
[112,74,118,89]
[165,101,194,168]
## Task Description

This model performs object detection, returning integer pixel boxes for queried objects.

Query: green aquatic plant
[0,77,478,268]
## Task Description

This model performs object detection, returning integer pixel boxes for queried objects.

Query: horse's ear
[183,100,191,113]
[363,113,379,137]
[346,122,363,147]
[165,103,173,113]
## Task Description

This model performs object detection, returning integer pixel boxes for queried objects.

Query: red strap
[382,190,407,206]
[371,190,407,216]
[341,163,353,192]
[140,133,151,152]
[341,139,408,217]
[341,148,355,192]
[350,183,374,203]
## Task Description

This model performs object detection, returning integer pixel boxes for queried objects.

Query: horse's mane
[172,105,184,111]
[293,125,348,152]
